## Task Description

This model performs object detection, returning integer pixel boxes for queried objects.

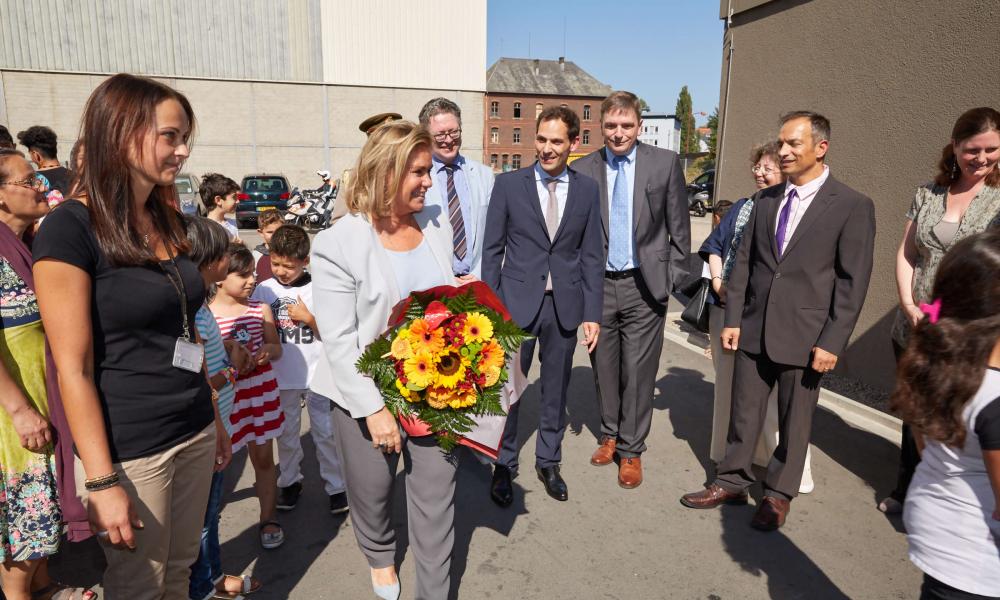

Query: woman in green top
[882,107,1000,514]
[0,150,95,600]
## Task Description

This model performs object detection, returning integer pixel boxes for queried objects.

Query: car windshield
[694,172,712,185]
[175,180,194,194]
[244,177,288,192]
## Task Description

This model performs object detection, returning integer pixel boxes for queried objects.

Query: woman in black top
[33,74,231,599]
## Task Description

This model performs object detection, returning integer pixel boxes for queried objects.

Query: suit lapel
[596,148,610,238]
[779,178,837,260]
[631,143,650,233]
[522,167,549,241]
[767,189,782,259]
[552,170,581,245]
[463,158,482,250]
[366,219,402,305]
[415,206,456,282]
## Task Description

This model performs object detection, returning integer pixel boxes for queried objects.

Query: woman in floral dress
[0,149,94,600]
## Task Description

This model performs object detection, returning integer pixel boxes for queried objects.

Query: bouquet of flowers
[356,281,530,454]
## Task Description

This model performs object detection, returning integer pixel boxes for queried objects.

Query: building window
[513,128,521,144]
[582,130,590,145]
[490,101,499,118]
[535,103,543,118]
[490,154,498,169]
[513,102,522,119]
[490,128,499,144]
[583,104,591,120]
[501,154,509,172]
[512,154,521,170]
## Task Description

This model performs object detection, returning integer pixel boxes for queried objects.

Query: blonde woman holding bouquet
[311,120,457,600]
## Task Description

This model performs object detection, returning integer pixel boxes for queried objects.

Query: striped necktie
[444,164,467,261]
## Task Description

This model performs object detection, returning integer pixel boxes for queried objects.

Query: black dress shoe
[536,465,568,501]
[490,465,514,507]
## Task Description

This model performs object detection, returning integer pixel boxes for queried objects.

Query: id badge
[172,338,204,373]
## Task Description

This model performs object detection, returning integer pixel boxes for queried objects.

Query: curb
[663,313,902,447]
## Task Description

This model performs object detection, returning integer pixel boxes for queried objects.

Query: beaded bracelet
[84,472,120,492]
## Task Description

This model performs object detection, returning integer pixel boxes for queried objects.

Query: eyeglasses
[0,172,50,192]
[432,129,462,142]
[751,164,777,175]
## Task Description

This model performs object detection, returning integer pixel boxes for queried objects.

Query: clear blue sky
[486,0,723,125]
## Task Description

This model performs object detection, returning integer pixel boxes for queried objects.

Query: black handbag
[680,277,711,334]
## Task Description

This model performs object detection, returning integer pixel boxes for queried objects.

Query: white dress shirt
[534,162,569,229]
[776,165,830,243]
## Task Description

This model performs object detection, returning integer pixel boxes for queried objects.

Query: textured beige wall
[1,70,484,191]
[715,0,1000,390]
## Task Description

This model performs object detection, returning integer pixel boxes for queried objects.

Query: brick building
[484,57,611,172]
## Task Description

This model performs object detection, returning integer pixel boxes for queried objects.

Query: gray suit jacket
[423,156,495,278]
[572,142,691,303]
[309,208,455,418]
[724,175,876,367]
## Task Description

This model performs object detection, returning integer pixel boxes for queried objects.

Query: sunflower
[391,336,414,360]
[408,319,446,355]
[403,352,438,388]
[463,312,494,344]
[478,339,505,371]
[435,350,467,389]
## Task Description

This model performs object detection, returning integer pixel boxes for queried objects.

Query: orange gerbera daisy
[478,339,505,372]
[391,336,414,360]
[463,312,494,344]
[425,386,453,410]
[408,319,446,355]
[403,352,438,388]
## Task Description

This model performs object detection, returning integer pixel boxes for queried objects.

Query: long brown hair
[891,229,1000,447]
[934,107,1000,187]
[77,73,194,266]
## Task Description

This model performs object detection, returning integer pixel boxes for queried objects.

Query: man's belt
[605,268,640,280]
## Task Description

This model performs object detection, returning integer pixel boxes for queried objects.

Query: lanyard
[158,245,193,343]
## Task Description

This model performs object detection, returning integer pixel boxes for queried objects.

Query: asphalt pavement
[49,215,922,599]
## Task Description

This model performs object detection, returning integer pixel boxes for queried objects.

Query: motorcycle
[689,190,710,218]
[284,186,336,229]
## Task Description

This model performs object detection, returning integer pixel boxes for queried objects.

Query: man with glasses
[418,97,494,279]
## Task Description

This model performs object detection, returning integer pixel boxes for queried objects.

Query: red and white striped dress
[213,300,284,452]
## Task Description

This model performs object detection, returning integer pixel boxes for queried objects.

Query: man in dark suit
[572,91,690,489]
[680,111,875,530]
[482,106,604,505]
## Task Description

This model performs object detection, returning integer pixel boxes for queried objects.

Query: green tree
[674,86,698,154]
[706,107,719,160]
[638,97,650,113]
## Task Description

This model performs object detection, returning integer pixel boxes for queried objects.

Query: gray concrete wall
[0,69,484,191]
[714,0,1000,391]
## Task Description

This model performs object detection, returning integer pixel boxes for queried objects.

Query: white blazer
[424,156,495,278]
[310,206,456,418]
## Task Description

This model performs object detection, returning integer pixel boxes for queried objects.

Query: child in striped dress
[209,243,286,550]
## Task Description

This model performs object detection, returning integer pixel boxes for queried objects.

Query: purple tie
[775,188,797,255]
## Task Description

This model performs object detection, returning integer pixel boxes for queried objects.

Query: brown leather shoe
[750,496,790,531]
[618,456,642,488]
[590,436,616,466]
[680,484,748,509]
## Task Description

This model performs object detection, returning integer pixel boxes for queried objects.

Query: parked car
[236,174,290,228]
[175,173,203,216]
[687,168,714,217]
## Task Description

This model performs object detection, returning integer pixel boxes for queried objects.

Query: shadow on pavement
[220,433,347,598]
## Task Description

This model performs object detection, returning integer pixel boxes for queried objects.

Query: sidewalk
[50,323,920,599]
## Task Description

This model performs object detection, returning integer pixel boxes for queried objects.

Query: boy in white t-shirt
[251,225,348,514]
[201,172,242,242]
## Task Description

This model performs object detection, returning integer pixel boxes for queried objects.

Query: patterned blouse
[892,183,1000,345]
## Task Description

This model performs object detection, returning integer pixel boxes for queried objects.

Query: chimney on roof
[533,59,540,75]
[558,56,565,71]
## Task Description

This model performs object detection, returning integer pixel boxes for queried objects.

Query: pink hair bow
[919,298,942,324]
